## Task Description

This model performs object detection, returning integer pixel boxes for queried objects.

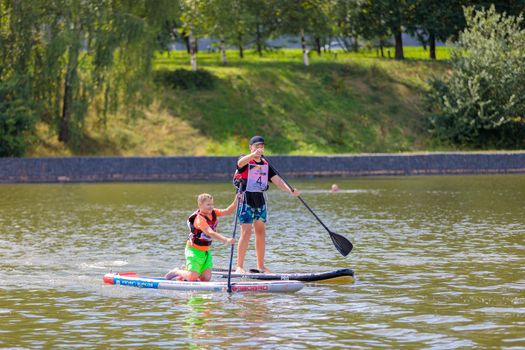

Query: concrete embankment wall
[1,152,524,183]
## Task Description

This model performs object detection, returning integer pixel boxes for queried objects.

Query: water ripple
[0,176,524,348]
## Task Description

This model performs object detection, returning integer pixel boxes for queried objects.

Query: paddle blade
[329,232,353,257]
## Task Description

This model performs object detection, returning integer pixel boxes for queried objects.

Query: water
[1,175,524,349]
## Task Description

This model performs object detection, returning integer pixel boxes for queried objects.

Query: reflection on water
[183,296,213,348]
[0,175,524,348]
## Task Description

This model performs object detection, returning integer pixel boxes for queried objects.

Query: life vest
[233,159,269,192]
[187,210,218,246]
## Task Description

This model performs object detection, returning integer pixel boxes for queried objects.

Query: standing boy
[165,193,237,281]
[234,136,300,273]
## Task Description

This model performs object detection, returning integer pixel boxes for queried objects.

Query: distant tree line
[1,0,524,155]
[162,0,524,67]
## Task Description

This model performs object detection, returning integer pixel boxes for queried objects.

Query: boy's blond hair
[197,193,213,205]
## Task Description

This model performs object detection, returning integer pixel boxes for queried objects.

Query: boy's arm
[270,175,301,197]
[202,226,235,245]
[237,148,264,168]
[220,194,241,216]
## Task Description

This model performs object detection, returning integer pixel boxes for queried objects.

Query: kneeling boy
[165,193,237,281]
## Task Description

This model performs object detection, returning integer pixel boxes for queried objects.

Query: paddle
[262,156,353,257]
[226,190,243,293]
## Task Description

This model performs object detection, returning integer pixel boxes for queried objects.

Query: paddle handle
[226,191,242,293]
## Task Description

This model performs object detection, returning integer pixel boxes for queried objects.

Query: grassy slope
[29,47,452,156]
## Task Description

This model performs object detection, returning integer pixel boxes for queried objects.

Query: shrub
[0,79,36,157]
[154,69,216,90]
[427,6,525,148]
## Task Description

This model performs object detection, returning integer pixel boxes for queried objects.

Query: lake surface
[1,175,524,349]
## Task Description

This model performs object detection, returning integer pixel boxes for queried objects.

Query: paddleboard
[103,272,304,293]
[212,268,354,282]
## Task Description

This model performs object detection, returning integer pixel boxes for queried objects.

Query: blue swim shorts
[239,203,267,224]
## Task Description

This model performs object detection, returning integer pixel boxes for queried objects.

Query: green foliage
[333,0,370,52]
[155,69,216,90]
[32,49,448,156]
[427,6,525,147]
[410,0,466,58]
[0,0,176,147]
[0,78,36,157]
[148,50,440,156]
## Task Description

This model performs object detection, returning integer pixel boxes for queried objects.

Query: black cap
[249,135,265,145]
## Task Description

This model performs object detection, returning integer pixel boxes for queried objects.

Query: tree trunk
[59,75,72,143]
[256,24,262,56]
[183,32,191,54]
[379,39,385,58]
[189,28,197,71]
[220,34,227,64]
[429,31,436,60]
[394,30,404,60]
[59,31,80,143]
[238,33,244,58]
[352,36,359,52]
[301,29,309,66]
[171,27,179,54]
[420,32,427,51]
[315,37,321,55]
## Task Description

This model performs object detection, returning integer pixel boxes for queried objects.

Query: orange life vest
[187,210,218,246]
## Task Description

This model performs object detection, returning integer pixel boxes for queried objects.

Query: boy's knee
[199,273,212,282]
[187,271,200,281]
[240,226,252,235]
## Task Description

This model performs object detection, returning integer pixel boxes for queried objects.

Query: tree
[427,6,525,147]
[0,78,35,157]
[360,0,417,60]
[55,0,176,143]
[1,0,45,154]
[230,0,252,58]
[0,0,174,147]
[332,0,365,53]
[307,0,335,54]
[179,0,208,71]
[247,0,278,56]
[276,0,326,65]
[474,1,525,19]
[412,0,466,59]
[204,0,238,64]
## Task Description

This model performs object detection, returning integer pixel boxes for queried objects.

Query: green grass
[30,47,452,156]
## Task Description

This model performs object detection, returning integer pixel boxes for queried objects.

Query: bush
[0,79,36,157]
[427,6,525,148]
[154,69,216,90]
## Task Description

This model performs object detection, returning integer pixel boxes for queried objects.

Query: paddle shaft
[296,196,332,232]
[226,192,242,293]
[263,155,353,257]
[262,156,331,232]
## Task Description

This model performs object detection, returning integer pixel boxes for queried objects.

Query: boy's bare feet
[165,267,186,280]
[235,267,246,274]
[164,271,178,280]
